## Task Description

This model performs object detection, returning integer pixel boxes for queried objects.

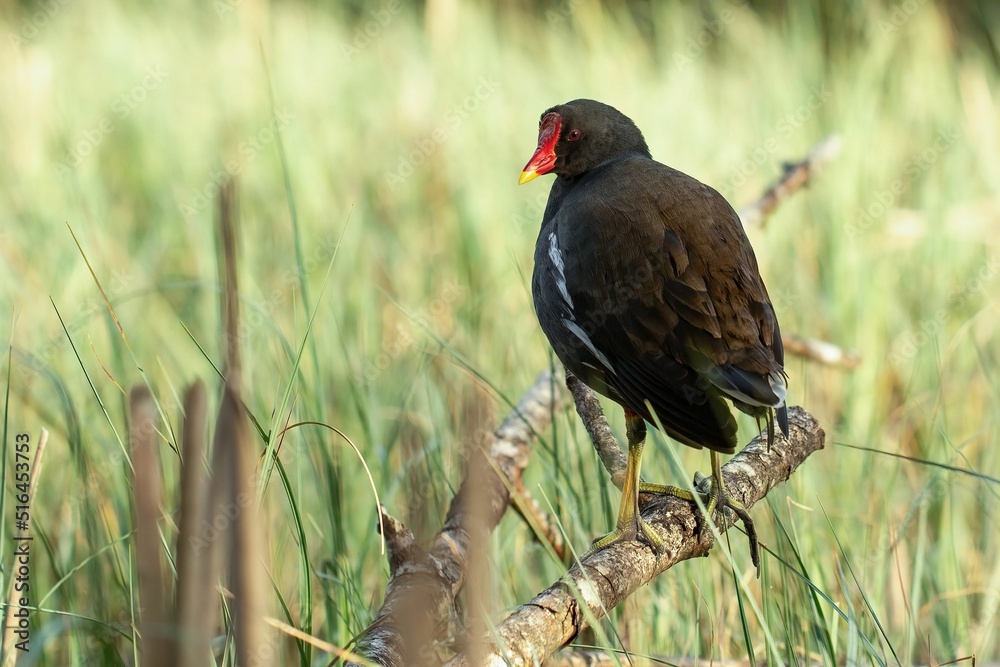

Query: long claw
[706,451,761,575]
[728,502,761,578]
[637,456,762,576]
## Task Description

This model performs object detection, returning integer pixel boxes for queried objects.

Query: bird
[519,99,788,570]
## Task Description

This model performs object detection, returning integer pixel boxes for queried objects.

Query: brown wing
[556,158,786,452]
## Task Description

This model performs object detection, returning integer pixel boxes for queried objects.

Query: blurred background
[1,0,999,664]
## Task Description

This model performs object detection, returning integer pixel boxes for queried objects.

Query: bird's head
[518,99,651,184]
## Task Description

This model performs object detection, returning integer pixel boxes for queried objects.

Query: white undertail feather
[769,372,787,406]
[713,369,786,408]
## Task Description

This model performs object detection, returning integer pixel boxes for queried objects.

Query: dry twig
[738,135,842,229]
[510,480,567,561]
[782,333,862,368]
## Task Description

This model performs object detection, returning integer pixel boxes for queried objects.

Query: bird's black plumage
[528,99,788,453]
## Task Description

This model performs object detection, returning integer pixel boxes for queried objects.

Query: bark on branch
[350,374,823,667]
[446,384,825,667]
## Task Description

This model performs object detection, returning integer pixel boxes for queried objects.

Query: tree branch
[446,393,825,667]
[564,372,626,489]
[348,371,567,667]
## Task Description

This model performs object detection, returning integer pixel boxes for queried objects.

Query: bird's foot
[589,482,700,553]
[590,512,664,552]
[639,475,760,576]
[695,470,761,576]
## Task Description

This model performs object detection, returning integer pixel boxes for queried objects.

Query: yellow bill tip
[518,169,540,185]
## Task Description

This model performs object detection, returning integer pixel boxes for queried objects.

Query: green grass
[1,0,999,664]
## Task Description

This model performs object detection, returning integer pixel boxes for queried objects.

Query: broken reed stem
[129,387,172,667]
[174,381,214,665]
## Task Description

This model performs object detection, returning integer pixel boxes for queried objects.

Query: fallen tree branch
[446,391,825,667]
[348,371,567,667]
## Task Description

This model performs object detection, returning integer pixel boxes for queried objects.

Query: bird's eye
[567,129,581,141]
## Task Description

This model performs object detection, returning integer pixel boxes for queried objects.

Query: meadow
[1,0,998,664]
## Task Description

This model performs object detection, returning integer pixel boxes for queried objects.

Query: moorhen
[519,99,788,569]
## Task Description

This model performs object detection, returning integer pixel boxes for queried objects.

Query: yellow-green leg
[590,411,760,570]
[591,410,665,551]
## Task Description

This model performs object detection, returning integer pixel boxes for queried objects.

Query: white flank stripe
[548,231,574,312]
[562,318,615,373]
